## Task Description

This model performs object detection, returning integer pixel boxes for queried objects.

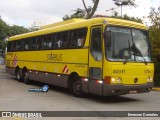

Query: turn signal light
[104,76,111,84]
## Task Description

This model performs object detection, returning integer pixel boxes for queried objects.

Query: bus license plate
[129,90,137,94]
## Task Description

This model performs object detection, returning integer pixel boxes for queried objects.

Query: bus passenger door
[88,26,103,95]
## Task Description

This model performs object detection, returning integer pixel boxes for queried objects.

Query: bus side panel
[5,48,89,89]
[28,70,68,88]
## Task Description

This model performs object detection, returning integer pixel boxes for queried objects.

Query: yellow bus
[6,18,154,97]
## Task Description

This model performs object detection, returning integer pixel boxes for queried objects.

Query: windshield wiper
[134,44,147,65]
[139,51,148,65]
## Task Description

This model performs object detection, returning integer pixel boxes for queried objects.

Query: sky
[0,0,159,28]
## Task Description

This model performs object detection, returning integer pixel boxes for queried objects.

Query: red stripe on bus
[62,65,67,73]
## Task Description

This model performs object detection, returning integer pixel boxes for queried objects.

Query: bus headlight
[104,76,122,84]
[111,77,122,84]
[147,77,153,82]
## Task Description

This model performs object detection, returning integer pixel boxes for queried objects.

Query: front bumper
[103,82,153,96]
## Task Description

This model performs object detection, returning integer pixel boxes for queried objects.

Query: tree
[110,12,143,23]
[63,0,138,20]
[148,7,160,86]
[148,7,160,29]
[0,18,29,57]
[8,25,29,36]
[113,0,137,17]
[82,0,99,19]
[0,18,9,40]
[63,8,86,20]
[0,19,9,57]
[63,0,99,20]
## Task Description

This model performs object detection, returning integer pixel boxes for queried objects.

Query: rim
[24,72,28,80]
[17,72,20,80]
[73,81,81,95]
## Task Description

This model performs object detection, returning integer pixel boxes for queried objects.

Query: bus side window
[41,35,46,49]
[43,35,53,49]
[46,34,53,49]
[69,28,87,48]
[15,40,21,51]
[36,36,43,50]
[61,31,69,48]
[69,30,78,48]
[10,41,16,52]
[31,37,37,50]
[24,39,30,50]
[55,33,62,48]
[77,28,87,47]
[90,27,102,61]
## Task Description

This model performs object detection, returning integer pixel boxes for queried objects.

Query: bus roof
[9,17,147,41]
[40,18,86,29]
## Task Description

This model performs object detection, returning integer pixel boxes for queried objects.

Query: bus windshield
[104,26,151,63]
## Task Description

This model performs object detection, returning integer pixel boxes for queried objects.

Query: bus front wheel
[71,76,84,97]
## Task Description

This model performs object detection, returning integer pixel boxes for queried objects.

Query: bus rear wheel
[16,69,22,82]
[22,70,30,84]
[71,76,84,97]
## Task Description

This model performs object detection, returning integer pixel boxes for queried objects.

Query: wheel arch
[22,66,28,73]
[68,72,80,89]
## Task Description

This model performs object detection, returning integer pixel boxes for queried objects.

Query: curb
[152,87,160,91]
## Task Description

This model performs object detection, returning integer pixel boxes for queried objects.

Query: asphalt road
[0,65,160,120]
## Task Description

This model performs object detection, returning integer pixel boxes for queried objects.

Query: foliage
[148,7,160,86]
[113,0,137,16]
[0,18,29,57]
[63,8,86,20]
[148,7,160,29]
[8,25,29,36]
[113,0,137,7]
[63,0,99,20]
[63,0,138,20]
[110,13,143,23]
[0,19,9,40]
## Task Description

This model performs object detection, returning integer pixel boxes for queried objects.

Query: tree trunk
[82,0,99,19]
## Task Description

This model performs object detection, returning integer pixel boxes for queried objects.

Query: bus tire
[71,76,84,97]
[16,69,22,82]
[22,69,30,84]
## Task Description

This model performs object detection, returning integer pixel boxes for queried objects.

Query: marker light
[103,20,108,24]
[82,78,88,82]
[96,80,103,84]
